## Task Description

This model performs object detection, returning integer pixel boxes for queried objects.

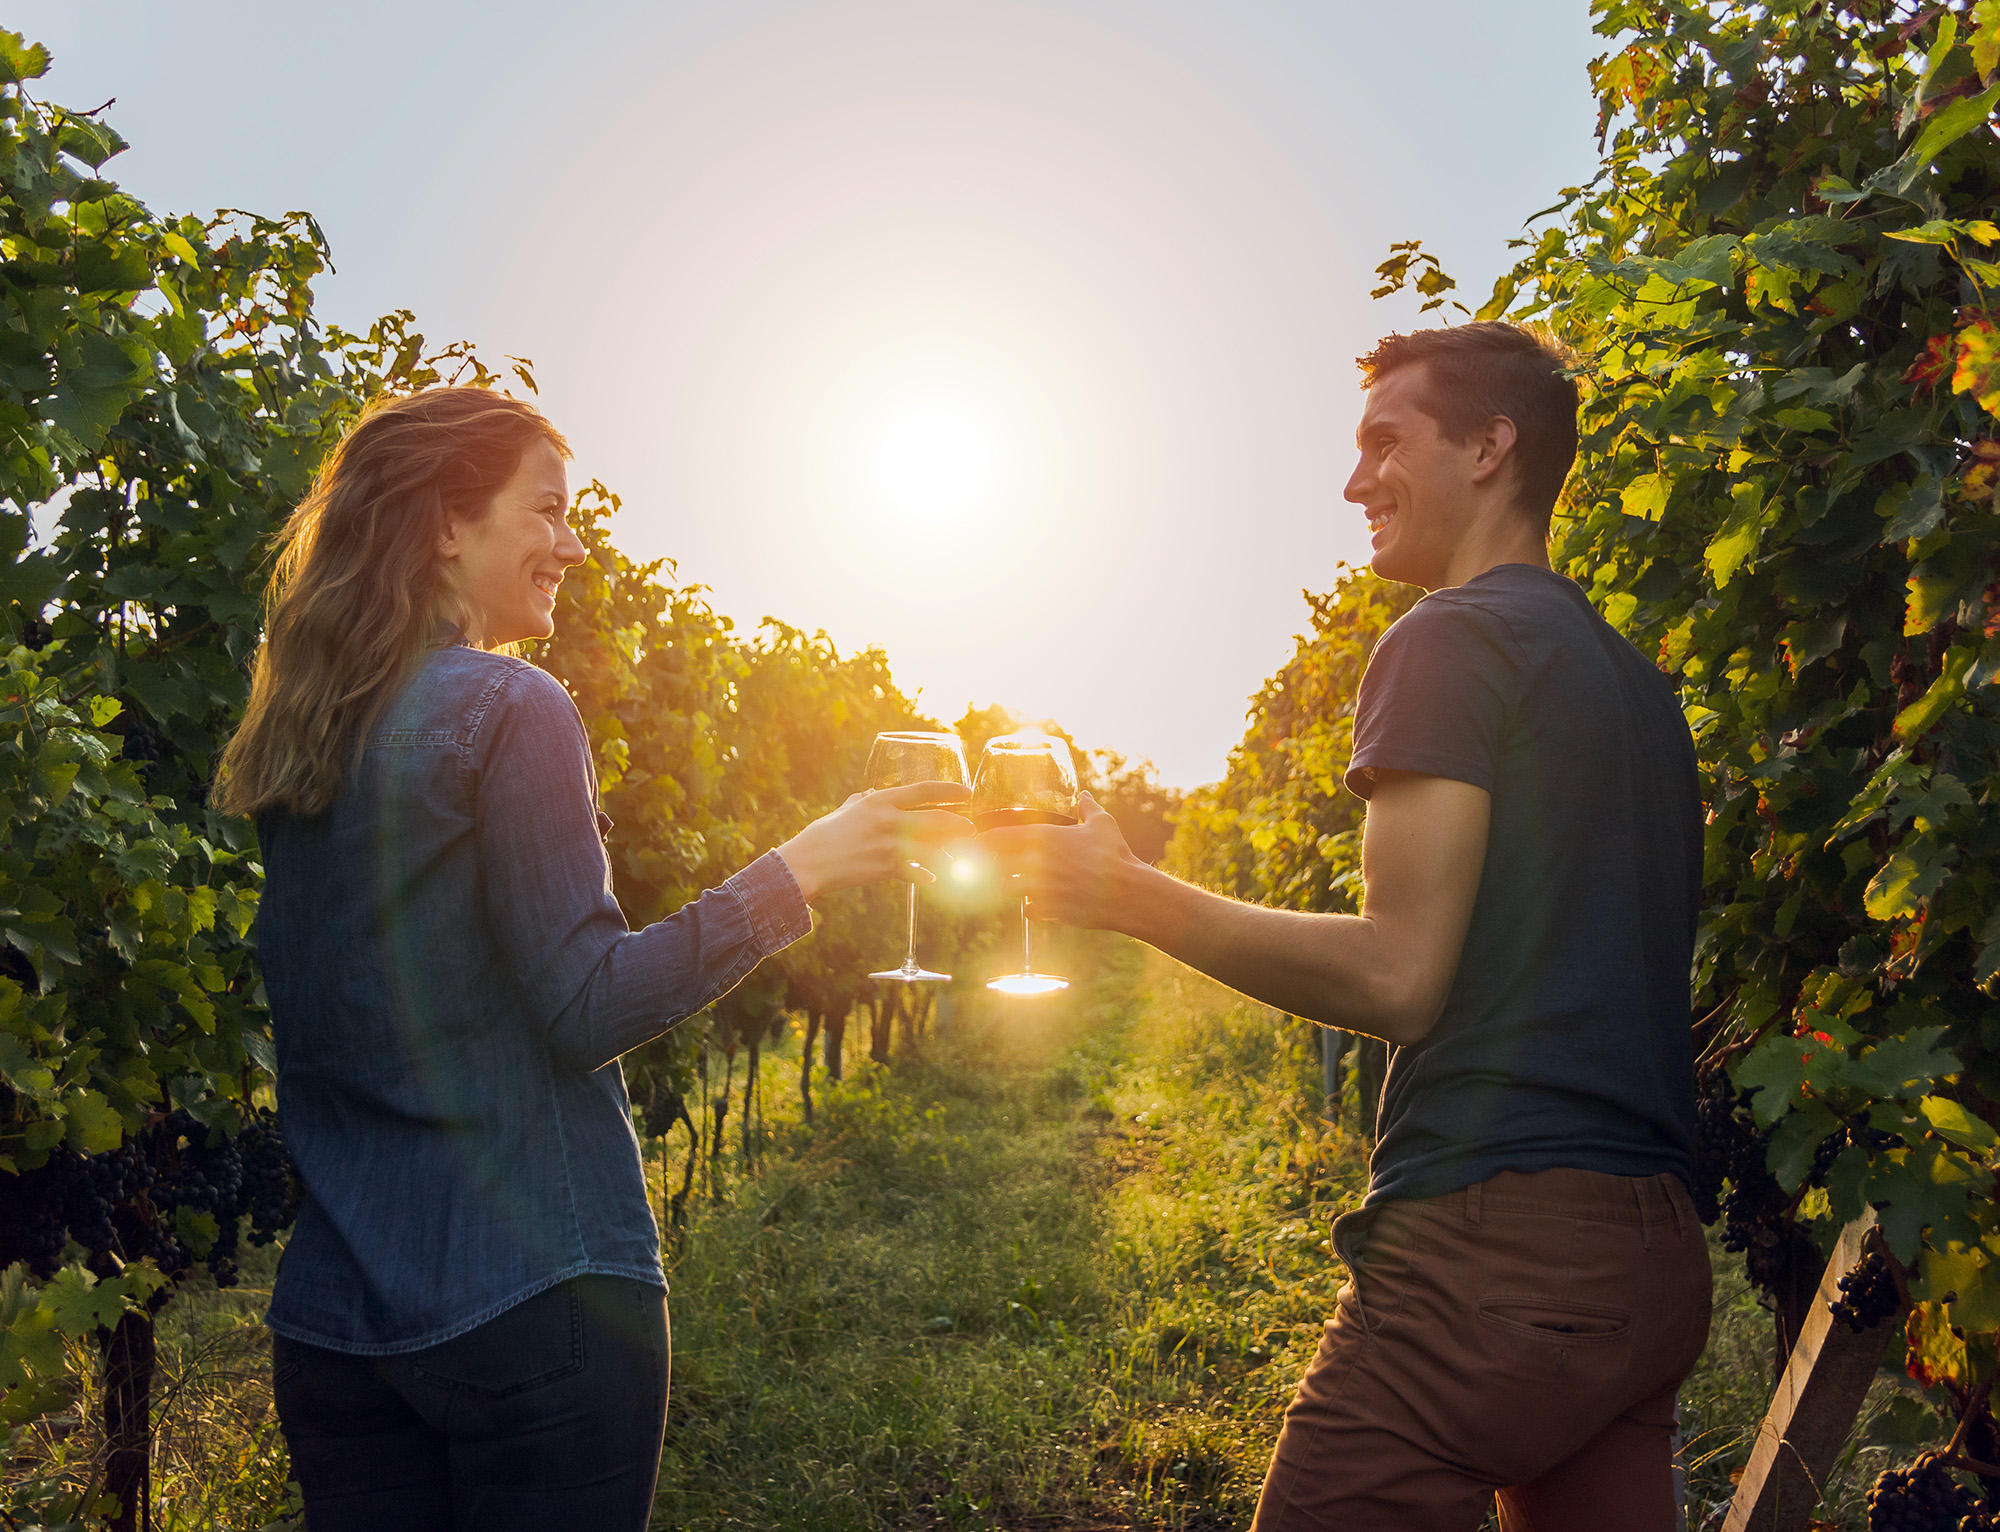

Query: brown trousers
[1251,1167,1712,1532]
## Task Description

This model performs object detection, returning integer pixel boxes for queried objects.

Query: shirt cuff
[726,850,815,955]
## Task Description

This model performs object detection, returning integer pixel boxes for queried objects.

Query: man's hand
[978,792,1139,929]
[979,770,1489,1048]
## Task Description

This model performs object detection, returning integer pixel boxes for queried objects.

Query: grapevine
[1691,1066,1824,1303]
[0,19,1133,1525]
[1174,0,2000,1512]
[0,1110,297,1290]
[1466,0,2000,1491]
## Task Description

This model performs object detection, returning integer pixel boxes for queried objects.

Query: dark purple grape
[1869,1454,1970,1532]
[1831,1247,1900,1333]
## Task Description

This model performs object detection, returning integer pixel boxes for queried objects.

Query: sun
[868,396,998,522]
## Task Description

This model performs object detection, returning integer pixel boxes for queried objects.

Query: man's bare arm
[989,771,1490,1046]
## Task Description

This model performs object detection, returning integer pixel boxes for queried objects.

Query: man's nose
[1343,456,1370,505]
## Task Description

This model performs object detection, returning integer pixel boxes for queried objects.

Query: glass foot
[986,972,1069,997]
[871,963,952,983]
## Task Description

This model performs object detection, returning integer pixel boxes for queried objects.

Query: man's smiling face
[1343,363,1485,591]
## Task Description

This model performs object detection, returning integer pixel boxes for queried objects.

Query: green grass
[655,938,1359,1530]
[22,935,1925,1529]
[657,938,1910,1531]
[6,1240,299,1531]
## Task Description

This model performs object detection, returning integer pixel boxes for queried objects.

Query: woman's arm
[476,666,965,1072]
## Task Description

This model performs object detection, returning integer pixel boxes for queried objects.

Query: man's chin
[1368,545,1409,583]
[1369,548,1436,590]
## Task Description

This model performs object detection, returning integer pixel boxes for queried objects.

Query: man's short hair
[1357,322,1580,522]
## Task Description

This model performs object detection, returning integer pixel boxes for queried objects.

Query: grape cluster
[117,715,192,801]
[1831,1247,1901,1333]
[0,1146,87,1277]
[146,1108,248,1285]
[67,1139,152,1254]
[1690,1069,1739,1224]
[1693,1071,1820,1293]
[237,1109,301,1247]
[0,1106,299,1289]
[1869,1455,1971,1531]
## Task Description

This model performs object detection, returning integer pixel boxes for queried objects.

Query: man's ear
[1469,415,1519,486]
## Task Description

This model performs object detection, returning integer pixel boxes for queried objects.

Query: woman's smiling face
[438,439,583,648]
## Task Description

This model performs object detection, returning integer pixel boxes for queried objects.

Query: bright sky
[27,1,1601,788]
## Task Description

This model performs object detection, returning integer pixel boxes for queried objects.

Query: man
[985,322,1709,1531]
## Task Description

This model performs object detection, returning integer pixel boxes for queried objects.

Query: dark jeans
[273,1275,670,1532]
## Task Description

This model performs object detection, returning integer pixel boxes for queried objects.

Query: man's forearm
[1107,857,1422,1045]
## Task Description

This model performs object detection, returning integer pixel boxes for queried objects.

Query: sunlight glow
[987,973,1069,998]
[867,395,999,522]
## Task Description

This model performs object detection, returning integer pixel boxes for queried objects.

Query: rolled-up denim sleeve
[472,666,813,1072]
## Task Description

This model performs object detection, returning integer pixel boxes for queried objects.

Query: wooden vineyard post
[1723,1212,1899,1532]
[1320,1023,1345,1125]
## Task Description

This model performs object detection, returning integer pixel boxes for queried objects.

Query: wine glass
[970,731,1078,997]
[865,731,971,983]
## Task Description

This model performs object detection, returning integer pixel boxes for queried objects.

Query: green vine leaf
[1864,845,1954,922]
[1920,1095,1999,1155]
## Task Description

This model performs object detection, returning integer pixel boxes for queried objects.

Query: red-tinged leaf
[1956,314,2000,418]
[1905,334,1955,387]
[1905,1300,1969,1389]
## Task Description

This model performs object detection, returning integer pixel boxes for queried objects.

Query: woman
[215,388,964,1530]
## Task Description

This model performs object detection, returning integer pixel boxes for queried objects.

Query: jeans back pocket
[410,1283,586,1399]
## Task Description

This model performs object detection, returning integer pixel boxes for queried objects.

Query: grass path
[655,939,1359,1529]
[655,937,1903,1531]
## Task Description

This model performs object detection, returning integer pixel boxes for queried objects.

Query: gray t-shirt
[1345,563,1699,1204]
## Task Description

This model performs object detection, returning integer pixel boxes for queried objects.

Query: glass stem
[903,882,919,970]
[1021,897,1032,973]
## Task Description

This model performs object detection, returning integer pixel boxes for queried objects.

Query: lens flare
[986,973,1069,997]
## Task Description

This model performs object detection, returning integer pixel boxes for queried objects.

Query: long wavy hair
[214,388,571,819]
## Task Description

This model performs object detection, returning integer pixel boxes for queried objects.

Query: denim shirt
[256,644,811,1355]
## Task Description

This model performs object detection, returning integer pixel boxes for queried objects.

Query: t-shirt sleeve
[1344,597,1516,800]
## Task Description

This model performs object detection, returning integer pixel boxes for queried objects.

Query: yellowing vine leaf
[1976,0,2000,81]
[1704,481,1765,587]
[1953,315,2000,419]
[1864,845,1951,921]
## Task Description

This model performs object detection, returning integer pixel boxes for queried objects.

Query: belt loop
[1465,1181,1482,1228]
[1633,1178,1652,1251]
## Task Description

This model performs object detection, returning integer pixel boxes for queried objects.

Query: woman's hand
[775,783,974,905]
